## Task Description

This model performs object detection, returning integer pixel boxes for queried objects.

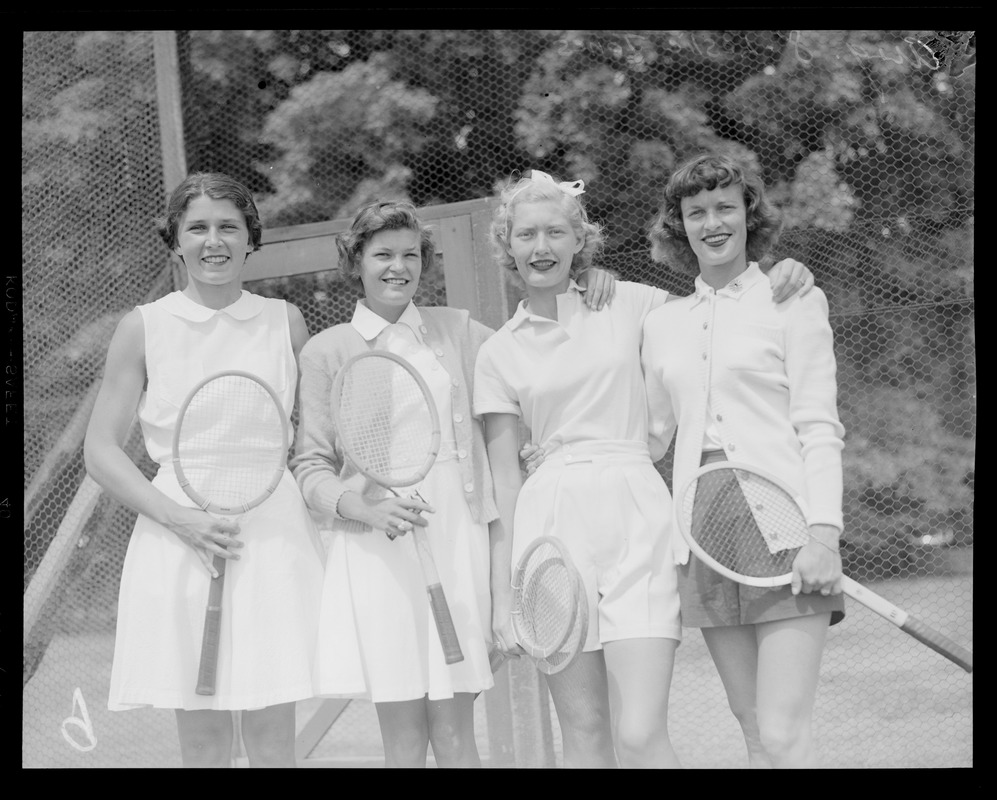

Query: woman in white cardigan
[641,153,846,768]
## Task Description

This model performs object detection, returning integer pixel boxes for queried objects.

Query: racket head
[511,536,580,659]
[536,566,589,675]
[675,461,811,588]
[330,350,441,489]
[172,371,289,514]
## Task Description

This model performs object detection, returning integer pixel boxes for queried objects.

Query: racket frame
[511,536,581,660]
[171,370,290,696]
[676,461,804,589]
[172,370,290,514]
[536,561,589,676]
[330,350,464,665]
[677,460,973,673]
[330,350,441,490]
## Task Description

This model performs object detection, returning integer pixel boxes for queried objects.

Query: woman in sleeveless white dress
[85,173,323,768]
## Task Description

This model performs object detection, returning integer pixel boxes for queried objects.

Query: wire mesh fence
[22,29,973,768]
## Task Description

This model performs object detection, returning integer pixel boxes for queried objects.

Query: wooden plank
[23,475,104,644]
[438,215,476,316]
[243,234,341,281]
[247,221,446,282]
[295,699,352,760]
[152,31,187,196]
[469,198,514,330]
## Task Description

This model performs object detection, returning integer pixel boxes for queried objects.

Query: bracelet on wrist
[809,536,840,555]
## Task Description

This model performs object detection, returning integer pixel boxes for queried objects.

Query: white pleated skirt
[107,470,325,711]
[314,456,493,703]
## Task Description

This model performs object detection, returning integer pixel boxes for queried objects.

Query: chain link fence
[23,29,973,768]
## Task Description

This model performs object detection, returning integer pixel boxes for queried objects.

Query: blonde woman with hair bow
[473,169,814,768]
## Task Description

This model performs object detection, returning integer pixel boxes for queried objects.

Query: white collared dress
[313,302,494,702]
[107,290,324,712]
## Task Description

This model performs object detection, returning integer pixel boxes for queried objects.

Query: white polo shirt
[474,280,668,453]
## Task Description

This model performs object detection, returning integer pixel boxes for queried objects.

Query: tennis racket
[490,536,589,676]
[172,370,289,695]
[331,350,463,665]
[676,461,973,673]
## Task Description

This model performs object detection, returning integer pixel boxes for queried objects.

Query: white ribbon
[527,169,586,197]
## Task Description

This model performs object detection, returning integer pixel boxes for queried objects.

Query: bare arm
[83,310,241,575]
[483,412,527,656]
[286,301,310,359]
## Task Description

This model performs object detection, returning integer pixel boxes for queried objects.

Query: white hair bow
[528,169,586,197]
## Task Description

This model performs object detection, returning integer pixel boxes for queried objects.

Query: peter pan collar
[351,300,425,343]
[160,290,266,322]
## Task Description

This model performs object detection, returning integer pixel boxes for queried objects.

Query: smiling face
[680,184,749,281]
[174,195,255,290]
[359,227,423,322]
[507,200,584,296]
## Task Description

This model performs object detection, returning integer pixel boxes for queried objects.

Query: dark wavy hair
[648,153,781,275]
[156,172,263,251]
[336,201,437,287]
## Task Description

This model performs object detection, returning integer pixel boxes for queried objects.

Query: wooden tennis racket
[172,370,290,695]
[676,461,973,673]
[330,350,463,665]
[490,536,588,676]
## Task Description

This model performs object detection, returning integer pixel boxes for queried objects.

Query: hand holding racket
[173,370,289,695]
[331,350,463,665]
[489,536,589,676]
[676,461,973,673]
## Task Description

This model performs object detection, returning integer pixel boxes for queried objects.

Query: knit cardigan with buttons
[291,306,499,533]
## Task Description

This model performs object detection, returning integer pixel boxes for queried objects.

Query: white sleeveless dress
[107,291,324,711]
[314,314,494,703]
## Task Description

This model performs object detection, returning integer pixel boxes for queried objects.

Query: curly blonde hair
[489,171,605,287]
[648,153,781,276]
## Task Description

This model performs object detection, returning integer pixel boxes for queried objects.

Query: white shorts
[513,440,682,649]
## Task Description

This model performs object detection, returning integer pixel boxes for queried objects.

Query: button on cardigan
[641,263,845,564]
[292,303,499,533]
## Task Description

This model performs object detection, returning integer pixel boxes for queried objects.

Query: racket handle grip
[901,616,973,673]
[195,556,227,696]
[427,583,464,664]
[841,576,973,673]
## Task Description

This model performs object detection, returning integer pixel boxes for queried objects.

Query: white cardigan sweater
[641,263,845,564]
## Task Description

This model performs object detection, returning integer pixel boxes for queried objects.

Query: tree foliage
[22,29,975,569]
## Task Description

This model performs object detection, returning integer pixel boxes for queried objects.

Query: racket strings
[538,572,589,675]
[335,358,437,484]
[176,375,287,508]
[514,542,577,658]
[686,469,809,579]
